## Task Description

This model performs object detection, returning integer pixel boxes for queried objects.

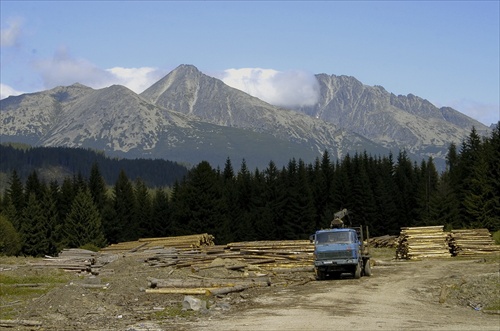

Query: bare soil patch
[1,251,498,331]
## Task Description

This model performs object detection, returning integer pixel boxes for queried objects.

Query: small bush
[0,215,22,256]
[492,230,500,245]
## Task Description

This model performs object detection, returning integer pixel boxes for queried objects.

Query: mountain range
[0,64,491,170]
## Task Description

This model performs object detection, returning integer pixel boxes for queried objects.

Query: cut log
[145,288,210,295]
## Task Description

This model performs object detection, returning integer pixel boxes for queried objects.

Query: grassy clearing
[0,268,72,319]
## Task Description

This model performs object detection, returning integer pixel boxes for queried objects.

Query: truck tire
[364,260,372,277]
[354,263,361,279]
[316,269,326,281]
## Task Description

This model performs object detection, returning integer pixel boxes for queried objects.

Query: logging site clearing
[0,231,499,331]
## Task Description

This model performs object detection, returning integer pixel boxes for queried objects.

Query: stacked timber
[396,226,450,260]
[447,229,500,256]
[368,235,398,248]
[100,233,215,253]
[29,248,97,272]
[226,240,314,271]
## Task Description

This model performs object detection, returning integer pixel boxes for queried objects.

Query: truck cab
[311,227,371,280]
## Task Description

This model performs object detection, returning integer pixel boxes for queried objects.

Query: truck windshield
[316,232,352,244]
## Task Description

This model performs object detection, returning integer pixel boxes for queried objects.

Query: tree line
[1,124,498,256]
[0,144,188,187]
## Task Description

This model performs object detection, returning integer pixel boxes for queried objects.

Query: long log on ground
[145,288,210,295]
[148,277,270,289]
[207,284,256,296]
[0,319,43,327]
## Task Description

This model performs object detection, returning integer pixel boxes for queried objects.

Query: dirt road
[189,259,500,331]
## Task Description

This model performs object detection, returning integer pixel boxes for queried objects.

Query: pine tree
[134,178,153,238]
[111,170,137,242]
[229,160,253,242]
[63,189,106,248]
[40,183,61,255]
[25,170,42,199]
[0,214,22,256]
[484,124,500,231]
[88,162,108,214]
[258,160,285,240]
[151,188,171,237]
[170,161,228,243]
[393,150,417,228]
[20,193,48,257]
[58,177,76,225]
[428,172,460,229]
[6,170,24,230]
[348,153,377,229]
[415,157,439,225]
[456,127,483,226]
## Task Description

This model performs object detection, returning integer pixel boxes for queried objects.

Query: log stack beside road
[447,229,500,256]
[396,226,451,260]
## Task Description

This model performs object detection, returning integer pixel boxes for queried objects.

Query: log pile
[139,239,314,272]
[130,237,315,295]
[447,229,500,256]
[225,240,314,271]
[396,226,451,260]
[368,235,398,248]
[100,233,215,253]
[28,248,97,272]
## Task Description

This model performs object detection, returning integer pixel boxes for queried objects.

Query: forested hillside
[0,144,189,188]
[0,125,498,257]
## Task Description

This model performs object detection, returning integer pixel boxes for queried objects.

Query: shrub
[492,230,500,245]
[0,215,22,256]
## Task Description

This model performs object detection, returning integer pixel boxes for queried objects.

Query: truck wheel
[354,263,361,279]
[364,260,372,277]
[316,269,326,281]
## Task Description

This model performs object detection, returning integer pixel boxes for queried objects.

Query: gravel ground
[0,251,498,331]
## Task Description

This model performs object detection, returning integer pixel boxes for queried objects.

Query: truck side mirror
[309,235,315,243]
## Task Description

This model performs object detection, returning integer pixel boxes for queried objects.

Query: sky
[1,1,499,126]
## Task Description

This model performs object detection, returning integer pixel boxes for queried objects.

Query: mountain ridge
[1,64,491,170]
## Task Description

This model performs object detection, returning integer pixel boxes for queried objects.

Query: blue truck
[310,209,372,280]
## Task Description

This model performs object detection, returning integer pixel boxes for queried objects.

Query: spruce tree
[63,189,106,248]
[88,162,108,214]
[7,170,24,230]
[20,193,48,257]
[151,188,171,237]
[0,214,22,256]
[40,183,61,255]
[134,178,152,238]
[112,170,137,242]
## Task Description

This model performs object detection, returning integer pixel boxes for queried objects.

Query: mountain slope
[141,65,387,160]
[2,80,367,169]
[292,74,491,160]
[1,65,488,170]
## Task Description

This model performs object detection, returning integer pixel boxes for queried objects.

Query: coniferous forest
[1,125,499,257]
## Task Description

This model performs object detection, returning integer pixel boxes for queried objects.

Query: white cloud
[219,68,320,108]
[106,67,166,93]
[0,84,25,99]
[34,47,165,93]
[0,17,23,47]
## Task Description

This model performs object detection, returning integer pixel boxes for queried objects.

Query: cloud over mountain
[33,47,165,93]
[219,68,320,108]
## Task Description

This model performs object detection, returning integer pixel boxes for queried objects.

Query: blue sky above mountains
[1,1,498,125]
